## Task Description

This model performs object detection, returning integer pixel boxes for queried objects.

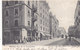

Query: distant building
[53,16,59,38]
[49,12,59,38]
[49,12,56,38]
[49,12,54,38]
[58,27,66,38]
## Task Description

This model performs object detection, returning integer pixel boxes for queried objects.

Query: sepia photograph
[2,0,80,48]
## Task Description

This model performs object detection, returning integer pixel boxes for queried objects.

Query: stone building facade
[49,12,59,38]
[2,0,38,44]
[74,0,80,38]
[2,0,59,44]
[36,1,50,40]
[2,0,51,44]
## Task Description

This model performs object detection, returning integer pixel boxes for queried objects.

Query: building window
[6,10,8,16]
[28,21,30,26]
[40,19,42,24]
[15,20,18,26]
[5,21,8,27]
[15,1,18,4]
[36,1,37,6]
[28,10,30,17]
[15,8,18,15]
[5,1,9,6]
[78,11,80,16]
[28,1,30,6]
[40,13,42,17]
[41,26,42,30]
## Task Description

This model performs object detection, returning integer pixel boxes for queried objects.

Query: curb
[73,38,80,43]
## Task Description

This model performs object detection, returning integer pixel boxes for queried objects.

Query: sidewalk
[26,38,64,45]
[3,38,64,46]
[73,38,80,43]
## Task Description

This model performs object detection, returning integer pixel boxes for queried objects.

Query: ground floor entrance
[3,32,11,44]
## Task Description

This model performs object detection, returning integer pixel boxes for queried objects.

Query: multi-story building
[49,12,60,38]
[2,0,51,44]
[74,0,80,38]
[53,16,59,38]
[2,0,38,44]
[35,1,50,40]
[49,12,55,38]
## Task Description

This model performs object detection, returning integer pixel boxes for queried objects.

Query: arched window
[5,1,9,6]
[28,10,30,17]
[6,10,8,16]
[28,21,30,26]
[15,20,18,26]
[15,8,18,15]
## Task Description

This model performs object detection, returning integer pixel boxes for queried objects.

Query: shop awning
[45,33,51,36]
[20,25,31,30]
[40,33,45,36]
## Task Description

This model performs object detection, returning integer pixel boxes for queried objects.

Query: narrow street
[3,38,80,46]
[46,38,80,46]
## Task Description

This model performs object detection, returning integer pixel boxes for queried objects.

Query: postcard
[2,0,80,50]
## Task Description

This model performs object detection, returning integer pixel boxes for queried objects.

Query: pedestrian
[30,37,31,43]
[69,36,71,41]
[65,35,67,39]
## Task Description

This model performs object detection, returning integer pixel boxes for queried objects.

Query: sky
[46,0,78,32]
